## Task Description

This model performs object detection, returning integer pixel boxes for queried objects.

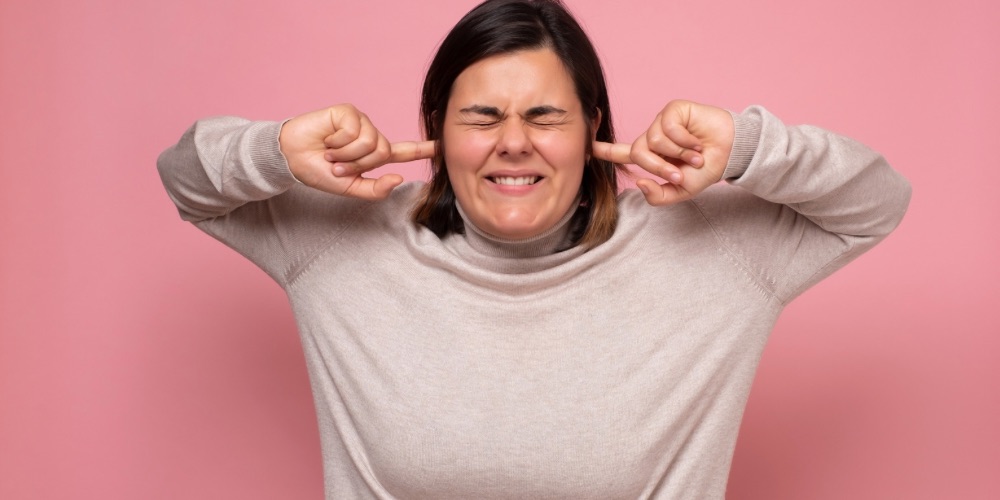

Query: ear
[429,110,440,137]
[586,108,602,162]
[428,110,445,165]
[591,108,602,140]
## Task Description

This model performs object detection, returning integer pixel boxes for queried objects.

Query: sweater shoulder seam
[283,200,372,288]
[687,197,783,305]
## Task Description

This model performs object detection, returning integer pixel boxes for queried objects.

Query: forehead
[447,48,580,111]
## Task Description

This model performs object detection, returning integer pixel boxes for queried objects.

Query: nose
[496,121,532,159]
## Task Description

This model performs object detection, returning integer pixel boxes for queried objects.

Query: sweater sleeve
[157,116,372,286]
[692,106,912,304]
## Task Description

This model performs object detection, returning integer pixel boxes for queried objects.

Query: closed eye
[461,120,501,128]
[457,105,503,128]
[524,105,569,127]
[456,104,571,127]
[527,119,567,126]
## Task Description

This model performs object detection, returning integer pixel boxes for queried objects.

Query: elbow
[156,135,214,223]
[870,158,913,239]
[156,146,188,220]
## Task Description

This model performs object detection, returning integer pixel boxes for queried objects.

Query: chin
[482,212,552,240]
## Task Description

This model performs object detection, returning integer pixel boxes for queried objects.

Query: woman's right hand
[279,104,436,200]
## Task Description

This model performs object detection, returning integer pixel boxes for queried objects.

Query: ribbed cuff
[247,120,300,191]
[722,107,762,180]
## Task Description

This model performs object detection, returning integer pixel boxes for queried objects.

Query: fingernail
[324,153,334,162]
[669,172,682,183]
[638,184,650,195]
[690,155,703,166]
[333,166,346,176]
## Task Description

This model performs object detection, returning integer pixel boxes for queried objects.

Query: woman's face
[443,48,595,240]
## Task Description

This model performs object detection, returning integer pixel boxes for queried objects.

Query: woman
[158,0,910,498]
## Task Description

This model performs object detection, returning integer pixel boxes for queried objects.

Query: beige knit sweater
[157,106,911,499]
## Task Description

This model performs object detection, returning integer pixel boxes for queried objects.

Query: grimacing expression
[443,48,597,240]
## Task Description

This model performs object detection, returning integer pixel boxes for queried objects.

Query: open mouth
[488,176,541,186]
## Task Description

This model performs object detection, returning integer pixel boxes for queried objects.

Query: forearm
[699,106,911,302]
[156,116,325,286]
[724,106,911,240]
[157,117,296,222]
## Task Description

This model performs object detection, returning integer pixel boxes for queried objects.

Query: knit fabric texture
[157,106,911,499]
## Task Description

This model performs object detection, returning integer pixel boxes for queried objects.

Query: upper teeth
[493,176,539,185]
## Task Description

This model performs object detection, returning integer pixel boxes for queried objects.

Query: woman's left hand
[593,100,735,206]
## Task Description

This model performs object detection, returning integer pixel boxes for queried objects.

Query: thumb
[372,173,405,198]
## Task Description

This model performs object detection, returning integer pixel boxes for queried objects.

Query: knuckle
[647,134,669,151]
[353,135,376,151]
[663,122,684,135]
[338,103,358,114]
[629,141,645,157]
[339,126,360,141]
[372,146,391,163]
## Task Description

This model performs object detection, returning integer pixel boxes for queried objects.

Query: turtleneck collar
[454,198,582,259]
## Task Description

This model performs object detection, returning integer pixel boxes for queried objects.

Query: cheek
[531,130,588,171]
[443,129,496,174]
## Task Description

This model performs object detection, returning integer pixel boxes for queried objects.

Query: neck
[455,200,582,259]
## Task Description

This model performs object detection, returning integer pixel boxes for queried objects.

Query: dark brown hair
[411,0,625,247]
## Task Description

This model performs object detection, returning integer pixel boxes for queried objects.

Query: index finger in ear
[389,140,437,163]
[591,141,632,164]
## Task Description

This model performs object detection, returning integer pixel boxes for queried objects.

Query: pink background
[1,0,997,498]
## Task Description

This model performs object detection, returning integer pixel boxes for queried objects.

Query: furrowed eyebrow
[524,105,567,119]
[459,105,502,118]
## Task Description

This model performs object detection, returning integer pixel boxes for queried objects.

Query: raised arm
[157,104,434,221]
[157,104,434,284]
[595,101,912,302]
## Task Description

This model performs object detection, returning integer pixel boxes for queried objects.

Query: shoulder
[613,187,719,240]
[311,181,428,240]
[352,181,426,224]
[614,184,781,247]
